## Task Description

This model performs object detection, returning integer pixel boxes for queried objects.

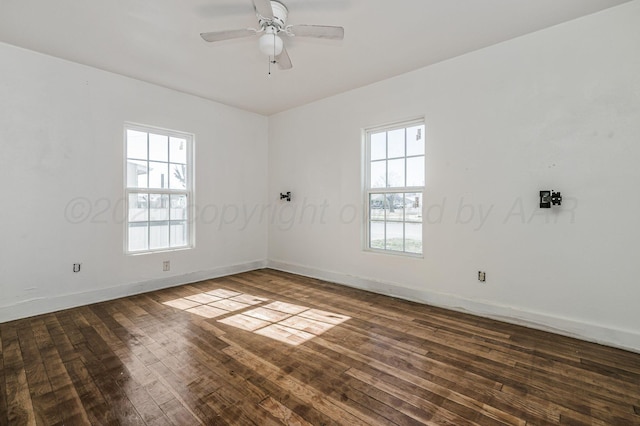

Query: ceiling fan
[200,0,344,71]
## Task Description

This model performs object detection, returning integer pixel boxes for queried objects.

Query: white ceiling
[0,0,632,115]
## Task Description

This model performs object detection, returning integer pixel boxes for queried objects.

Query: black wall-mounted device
[540,190,562,208]
[280,192,291,202]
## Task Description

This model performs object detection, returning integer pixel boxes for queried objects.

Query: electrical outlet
[163,261,170,272]
[478,271,486,282]
[73,263,81,273]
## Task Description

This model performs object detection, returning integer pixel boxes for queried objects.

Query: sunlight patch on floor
[221,302,350,346]
[163,289,267,319]
[163,290,350,345]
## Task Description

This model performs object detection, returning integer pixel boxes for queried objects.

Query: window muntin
[365,120,425,255]
[125,124,193,254]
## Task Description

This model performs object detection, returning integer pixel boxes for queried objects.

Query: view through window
[365,119,425,255]
[125,124,193,253]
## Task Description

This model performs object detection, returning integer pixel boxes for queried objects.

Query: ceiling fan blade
[277,47,293,70]
[252,0,274,19]
[288,25,344,40]
[200,29,256,42]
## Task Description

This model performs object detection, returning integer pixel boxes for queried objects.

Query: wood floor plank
[1,325,37,426]
[2,269,640,425]
[58,311,143,425]
[33,318,90,425]
[95,307,220,424]
[222,332,426,425]
[423,328,640,413]
[259,395,313,426]
[16,323,63,426]
[146,359,221,422]
[0,327,8,426]
[221,343,379,425]
[244,370,338,425]
[307,336,515,423]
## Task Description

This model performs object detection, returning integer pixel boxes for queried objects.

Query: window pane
[370,221,385,249]
[149,134,168,162]
[170,195,187,220]
[366,121,424,257]
[405,222,422,254]
[386,193,404,222]
[388,158,405,187]
[170,137,187,164]
[169,163,187,190]
[370,160,386,188]
[128,193,148,222]
[370,132,386,161]
[149,161,169,189]
[170,221,188,247]
[128,222,148,251]
[125,125,192,254]
[127,130,147,160]
[385,222,404,252]
[150,194,169,221]
[369,194,385,221]
[407,156,425,187]
[150,221,169,249]
[126,160,148,188]
[407,125,425,156]
[405,193,423,223]
[387,129,405,158]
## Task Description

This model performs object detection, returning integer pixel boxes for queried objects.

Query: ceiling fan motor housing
[259,1,288,29]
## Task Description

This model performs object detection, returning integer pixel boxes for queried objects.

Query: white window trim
[363,118,425,258]
[124,122,195,255]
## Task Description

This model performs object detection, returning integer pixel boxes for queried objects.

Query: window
[125,124,193,253]
[365,119,425,255]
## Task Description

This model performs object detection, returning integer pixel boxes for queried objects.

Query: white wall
[0,43,268,321]
[2,2,639,353]
[268,1,640,352]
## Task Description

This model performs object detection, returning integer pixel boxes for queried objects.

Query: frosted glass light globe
[259,32,283,56]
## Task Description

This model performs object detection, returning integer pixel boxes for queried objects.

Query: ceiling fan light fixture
[258,29,283,57]
[259,34,283,56]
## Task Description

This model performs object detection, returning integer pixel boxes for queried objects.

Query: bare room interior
[1,0,639,424]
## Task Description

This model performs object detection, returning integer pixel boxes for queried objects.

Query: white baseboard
[0,260,267,323]
[267,260,640,354]
[5,258,638,354]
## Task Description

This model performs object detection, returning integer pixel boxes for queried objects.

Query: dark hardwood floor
[2,269,639,425]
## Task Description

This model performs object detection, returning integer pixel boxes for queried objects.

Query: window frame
[124,122,195,255]
[364,118,425,257]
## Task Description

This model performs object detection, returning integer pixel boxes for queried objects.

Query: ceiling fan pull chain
[268,31,277,76]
